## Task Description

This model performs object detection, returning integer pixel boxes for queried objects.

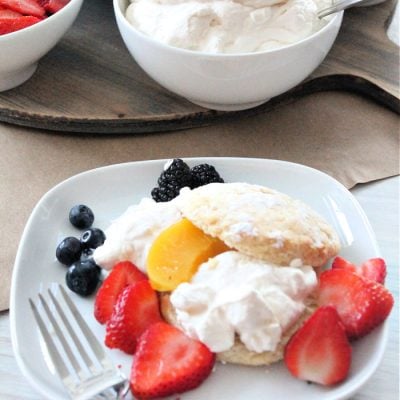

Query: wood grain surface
[0,0,398,133]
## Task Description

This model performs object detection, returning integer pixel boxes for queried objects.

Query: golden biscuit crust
[177,183,340,267]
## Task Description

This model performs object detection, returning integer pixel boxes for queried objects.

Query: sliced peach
[146,218,230,291]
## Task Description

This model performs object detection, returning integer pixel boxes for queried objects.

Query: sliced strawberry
[105,280,162,354]
[318,269,394,339]
[0,15,39,34]
[359,258,387,284]
[94,261,147,324]
[0,8,22,17]
[332,256,387,284]
[0,0,45,17]
[332,256,357,273]
[39,0,68,14]
[284,306,351,385]
[131,322,215,399]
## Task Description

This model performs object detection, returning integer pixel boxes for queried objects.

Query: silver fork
[29,284,129,400]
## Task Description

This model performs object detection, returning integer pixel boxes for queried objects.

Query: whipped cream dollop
[170,251,317,353]
[125,0,332,54]
[93,197,182,272]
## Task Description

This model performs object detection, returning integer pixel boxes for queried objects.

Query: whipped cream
[125,0,332,54]
[170,251,317,353]
[93,197,182,272]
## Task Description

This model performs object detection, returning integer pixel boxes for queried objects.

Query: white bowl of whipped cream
[114,0,343,111]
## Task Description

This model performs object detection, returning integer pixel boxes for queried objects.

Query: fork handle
[94,380,130,400]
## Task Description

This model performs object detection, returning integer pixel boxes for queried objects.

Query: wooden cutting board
[0,0,398,133]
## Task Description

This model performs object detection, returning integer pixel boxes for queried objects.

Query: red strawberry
[284,306,351,385]
[318,269,394,339]
[0,15,39,34]
[0,0,45,17]
[131,322,215,399]
[359,258,387,284]
[332,256,357,273]
[39,0,69,14]
[105,280,162,354]
[94,261,147,324]
[332,256,387,284]
[0,7,22,17]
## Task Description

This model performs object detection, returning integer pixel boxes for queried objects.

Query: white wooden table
[0,175,398,399]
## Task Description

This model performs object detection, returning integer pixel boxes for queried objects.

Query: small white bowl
[0,0,83,92]
[114,0,343,111]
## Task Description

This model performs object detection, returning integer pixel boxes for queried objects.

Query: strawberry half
[284,306,351,386]
[332,256,387,284]
[105,280,162,354]
[0,0,45,17]
[39,0,69,14]
[318,268,394,339]
[131,322,215,399]
[359,258,387,284]
[94,261,147,324]
[0,15,39,34]
[332,256,357,273]
[0,7,22,17]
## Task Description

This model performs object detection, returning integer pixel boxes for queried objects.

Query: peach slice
[147,218,230,291]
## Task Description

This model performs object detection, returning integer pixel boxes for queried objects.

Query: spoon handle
[318,0,366,18]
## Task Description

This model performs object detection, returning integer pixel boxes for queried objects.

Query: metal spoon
[318,0,368,18]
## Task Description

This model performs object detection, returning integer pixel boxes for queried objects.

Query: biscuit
[160,292,317,366]
[177,183,340,267]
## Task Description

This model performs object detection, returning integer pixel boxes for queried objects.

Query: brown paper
[0,91,399,311]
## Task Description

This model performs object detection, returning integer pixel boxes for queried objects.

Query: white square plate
[10,158,388,400]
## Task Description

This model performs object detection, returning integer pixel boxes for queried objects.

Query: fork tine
[48,288,97,374]
[29,298,70,380]
[59,285,113,369]
[31,286,128,400]
[38,293,85,378]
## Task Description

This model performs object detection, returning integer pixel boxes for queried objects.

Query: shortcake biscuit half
[177,182,340,267]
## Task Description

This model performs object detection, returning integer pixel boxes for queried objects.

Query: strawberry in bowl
[0,0,82,91]
[0,0,71,35]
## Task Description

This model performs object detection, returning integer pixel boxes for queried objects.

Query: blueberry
[56,237,82,266]
[66,259,101,296]
[80,248,94,260]
[80,228,106,249]
[69,205,94,229]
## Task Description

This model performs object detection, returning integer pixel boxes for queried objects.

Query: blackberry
[151,186,176,202]
[152,159,192,202]
[191,164,224,188]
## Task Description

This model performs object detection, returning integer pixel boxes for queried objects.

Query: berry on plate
[318,268,394,339]
[69,204,95,229]
[130,321,215,399]
[150,159,226,202]
[284,306,351,386]
[66,258,101,296]
[80,227,106,249]
[151,159,192,203]
[56,236,82,266]
[332,256,387,284]
[94,261,147,324]
[105,280,162,354]
[190,163,224,188]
